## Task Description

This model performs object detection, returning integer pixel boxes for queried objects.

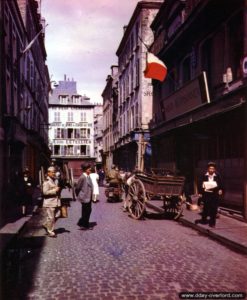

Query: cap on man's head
[47,166,56,172]
[207,161,216,168]
[111,164,116,169]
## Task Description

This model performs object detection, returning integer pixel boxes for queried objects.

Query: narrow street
[2,187,247,300]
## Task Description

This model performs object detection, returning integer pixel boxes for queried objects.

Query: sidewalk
[0,187,42,257]
[146,200,247,255]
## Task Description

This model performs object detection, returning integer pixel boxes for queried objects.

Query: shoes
[209,224,216,228]
[47,231,57,238]
[42,225,49,234]
[195,219,208,225]
[78,226,93,230]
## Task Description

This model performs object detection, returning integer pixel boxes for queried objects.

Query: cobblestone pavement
[2,187,247,300]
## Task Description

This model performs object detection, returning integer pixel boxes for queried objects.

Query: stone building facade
[0,0,50,219]
[150,0,247,218]
[114,0,162,172]
[93,104,103,169]
[102,66,118,173]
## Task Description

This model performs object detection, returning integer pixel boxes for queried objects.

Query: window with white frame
[80,128,87,138]
[68,111,73,122]
[81,111,87,122]
[55,128,62,138]
[54,111,60,122]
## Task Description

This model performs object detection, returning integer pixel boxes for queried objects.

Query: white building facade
[49,76,95,174]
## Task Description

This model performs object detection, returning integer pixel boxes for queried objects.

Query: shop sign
[162,72,210,122]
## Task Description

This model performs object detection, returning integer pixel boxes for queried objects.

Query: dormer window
[59,95,68,104]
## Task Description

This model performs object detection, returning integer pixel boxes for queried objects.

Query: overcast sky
[41,0,141,103]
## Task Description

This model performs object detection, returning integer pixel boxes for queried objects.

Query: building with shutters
[49,76,95,177]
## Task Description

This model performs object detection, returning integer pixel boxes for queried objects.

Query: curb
[0,205,40,257]
[179,217,247,255]
[146,201,247,255]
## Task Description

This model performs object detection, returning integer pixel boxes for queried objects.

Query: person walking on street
[75,164,93,230]
[90,167,99,203]
[16,168,34,216]
[195,162,223,228]
[42,166,61,237]
[98,169,105,187]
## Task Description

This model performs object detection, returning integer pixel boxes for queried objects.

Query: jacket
[42,177,61,208]
[76,173,93,203]
[198,173,224,196]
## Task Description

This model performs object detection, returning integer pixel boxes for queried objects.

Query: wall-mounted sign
[162,72,210,122]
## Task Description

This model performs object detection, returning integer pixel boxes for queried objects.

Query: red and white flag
[144,52,167,82]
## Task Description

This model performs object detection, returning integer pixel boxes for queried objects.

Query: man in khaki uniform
[42,166,61,237]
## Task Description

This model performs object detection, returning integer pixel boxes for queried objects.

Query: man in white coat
[42,166,61,237]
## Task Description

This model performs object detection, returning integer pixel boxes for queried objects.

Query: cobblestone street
[2,187,247,300]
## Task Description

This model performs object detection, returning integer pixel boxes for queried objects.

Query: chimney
[64,74,67,81]
[123,25,127,33]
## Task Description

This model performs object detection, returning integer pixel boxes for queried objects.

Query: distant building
[49,75,95,177]
[93,104,103,169]
[102,66,118,173]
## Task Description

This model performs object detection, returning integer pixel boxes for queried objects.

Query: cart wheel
[128,179,146,220]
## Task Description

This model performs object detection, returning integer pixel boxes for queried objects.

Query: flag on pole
[21,24,48,54]
[144,52,167,82]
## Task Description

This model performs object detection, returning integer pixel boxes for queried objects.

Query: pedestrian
[90,167,100,203]
[98,169,105,187]
[195,162,223,228]
[16,168,34,216]
[42,166,61,237]
[75,164,93,230]
[107,164,121,187]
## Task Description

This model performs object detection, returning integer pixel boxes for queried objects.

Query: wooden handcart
[127,170,185,220]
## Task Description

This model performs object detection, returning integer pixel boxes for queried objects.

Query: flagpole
[22,23,48,54]
[138,35,150,51]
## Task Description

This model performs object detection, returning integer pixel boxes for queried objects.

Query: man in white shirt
[195,162,223,228]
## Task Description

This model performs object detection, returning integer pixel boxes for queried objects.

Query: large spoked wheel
[163,196,184,220]
[128,179,146,220]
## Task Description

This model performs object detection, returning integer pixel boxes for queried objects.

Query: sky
[41,0,142,103]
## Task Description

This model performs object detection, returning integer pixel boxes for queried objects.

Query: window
[55,128,61,138]
[228,12,243,80]
[81,112,87,122]
[135,59,140,87]
[54,112,60,122]
[182,56,191,84]
[54,145,60,155]
[80,145,86,155]
[80,128,87,138]
[68,111,73,122]
[201,39,212,88]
